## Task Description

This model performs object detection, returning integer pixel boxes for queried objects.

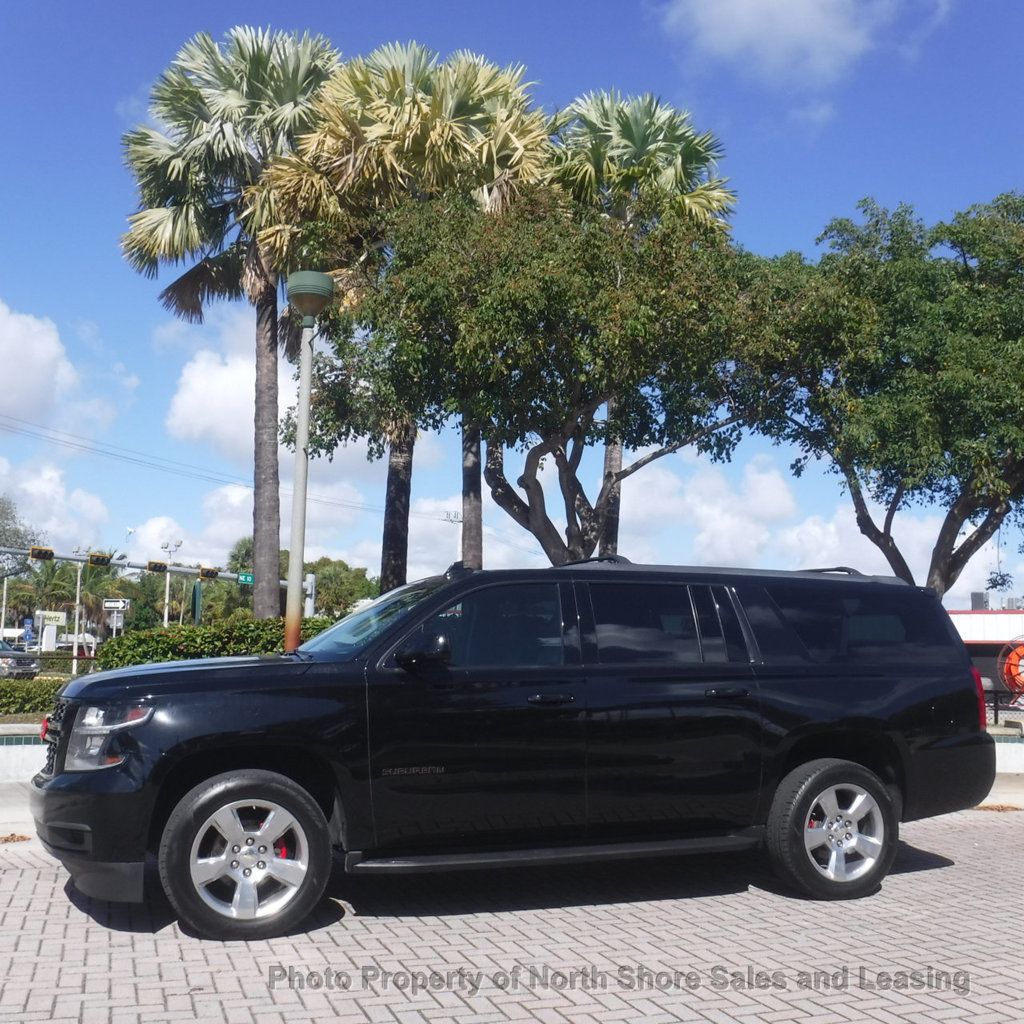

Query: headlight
[65,705,154,771]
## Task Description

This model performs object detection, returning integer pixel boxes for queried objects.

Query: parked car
[0,640,40,679]
[32,559,994,939]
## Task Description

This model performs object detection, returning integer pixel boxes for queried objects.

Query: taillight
[39,716,49,742]
[971,667,987,731]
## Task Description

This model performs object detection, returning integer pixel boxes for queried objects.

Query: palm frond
[121,26,337,317]
[552,89,733,225]
[157,246,246,321]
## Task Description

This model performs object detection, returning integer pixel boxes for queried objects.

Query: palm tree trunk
[380,420,416,593]
[461,418,483,570]
[599,396,623,556]
[252,285,282,619]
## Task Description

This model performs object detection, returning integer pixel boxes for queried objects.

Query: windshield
[298,577,448,658]
[0,641,13,652]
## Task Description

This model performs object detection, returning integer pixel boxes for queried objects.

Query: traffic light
[198,567,220,580]
[147,560,168,574]
[88,552,112,567]
[29,547,54,561]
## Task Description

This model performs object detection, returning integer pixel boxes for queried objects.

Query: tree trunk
[380,421,416,593]
[461,418,483,570]
[252,286,282,619]
[598,397,622,556]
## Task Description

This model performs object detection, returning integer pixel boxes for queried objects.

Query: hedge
[0,678,64,715]
[96,617,336,671]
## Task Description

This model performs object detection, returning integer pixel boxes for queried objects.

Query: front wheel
[158,769,332,939]
[766,758,898,900]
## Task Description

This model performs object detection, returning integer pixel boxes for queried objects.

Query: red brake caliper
[258,818,289,858]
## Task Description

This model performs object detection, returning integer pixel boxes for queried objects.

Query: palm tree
[257,42,550,587]
[552,91,735,555]
[121,27,338,618]
[8,562,73,622]
[77,563,130,632]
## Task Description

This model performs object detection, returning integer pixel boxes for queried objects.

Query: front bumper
[31,768,151,903]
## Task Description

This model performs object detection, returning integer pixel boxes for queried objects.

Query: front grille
[42,697,73,776]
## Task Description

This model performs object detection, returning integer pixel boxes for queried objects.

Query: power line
[0,412,548,557]
[0,414,441,522]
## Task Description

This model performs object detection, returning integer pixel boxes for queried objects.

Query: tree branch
[883,483,904,538]
[839,459,916,585]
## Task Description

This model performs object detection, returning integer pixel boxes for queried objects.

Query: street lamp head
[286,271,334,325]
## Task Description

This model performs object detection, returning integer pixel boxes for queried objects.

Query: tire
[158,769,332,940]
[766,758,898,900]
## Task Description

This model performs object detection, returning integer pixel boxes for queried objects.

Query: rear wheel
[158,769,332,939]
[766,758,898,900]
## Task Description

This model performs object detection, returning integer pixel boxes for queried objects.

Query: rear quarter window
[736,583,962,666]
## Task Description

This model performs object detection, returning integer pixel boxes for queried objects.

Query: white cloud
[0,300,78,422]
[660,0,953,89]
[0,298,138,437]
[619,455,798,565]
[0,457,109,551]
[163,305,382,482]
[789,100,837,128]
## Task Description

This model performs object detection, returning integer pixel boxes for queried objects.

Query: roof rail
[801,566,865,576]
[560,554,633,567]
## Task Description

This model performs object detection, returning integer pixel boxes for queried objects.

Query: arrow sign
[102,598,129,611]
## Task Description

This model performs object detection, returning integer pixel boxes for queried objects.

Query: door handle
[705,687,750,699]
[527,693,575,706]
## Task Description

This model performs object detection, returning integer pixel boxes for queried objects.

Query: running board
[345,828,764,874]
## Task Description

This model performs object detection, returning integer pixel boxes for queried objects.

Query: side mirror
[396,632,452,672]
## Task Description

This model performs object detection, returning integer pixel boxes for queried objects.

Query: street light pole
[1,576,7,643]
[160,540,182,627]
[283,271,334,653]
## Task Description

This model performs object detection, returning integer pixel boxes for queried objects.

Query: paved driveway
[1,810,1021,1024]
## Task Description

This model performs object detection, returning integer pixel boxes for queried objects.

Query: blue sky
[1,0,1022,605]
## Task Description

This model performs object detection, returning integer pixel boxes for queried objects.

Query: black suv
[32,560,994,939]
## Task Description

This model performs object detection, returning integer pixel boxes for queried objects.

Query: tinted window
[423,583,563,668]
[589,583,700,665]
[692,585,749,663]
[300,578,447,658]
[737,583,959,666]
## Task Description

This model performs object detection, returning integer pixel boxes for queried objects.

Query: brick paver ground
[1,810,1022,1024]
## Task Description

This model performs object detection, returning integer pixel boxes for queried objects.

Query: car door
[365,579,587,854]
[580,577,762,839]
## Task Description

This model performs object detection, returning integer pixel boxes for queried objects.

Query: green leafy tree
[0,495,36,581]
[344,190,764,564]
[762,194,1024,596]
[121,27,338,619]
[305,555,377,617]
[257,41,551,588]
[551,91,735,555]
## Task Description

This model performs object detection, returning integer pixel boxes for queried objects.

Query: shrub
[0,678,64,715]
[96,617,336,670]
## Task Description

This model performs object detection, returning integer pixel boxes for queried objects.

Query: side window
[589,583,700,665]
[421,583,563,668]
[738,583,961,666]
[691,585,749,663]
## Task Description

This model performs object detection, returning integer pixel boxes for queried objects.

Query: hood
[61,653,312,701]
